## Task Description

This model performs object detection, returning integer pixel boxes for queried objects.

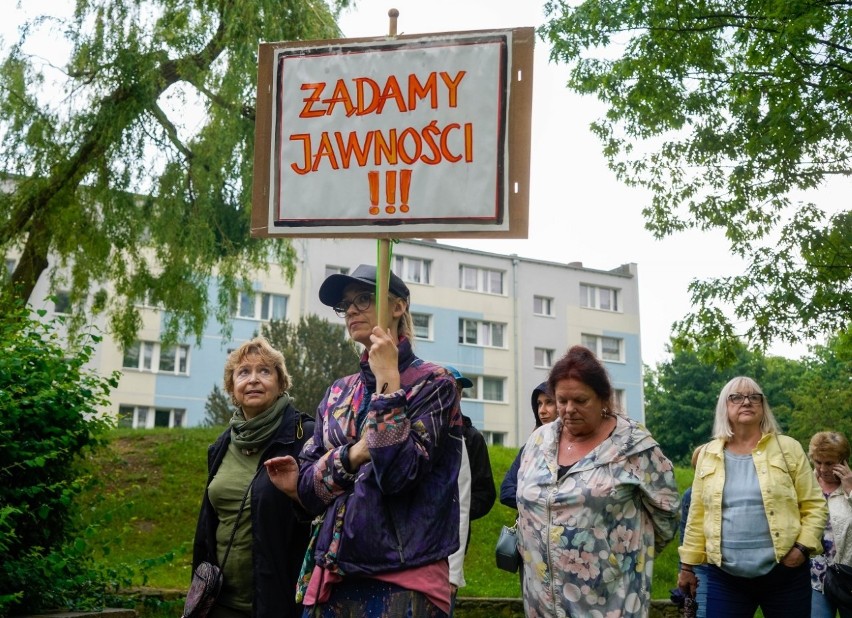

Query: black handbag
[824,562,852,610]
[495,519,521,573]
[182,469,259,618]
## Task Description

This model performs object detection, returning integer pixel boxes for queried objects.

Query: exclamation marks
[399,169,411,213]
[367,169,412,216]
[368,171,380,215]
[385,170,397,214]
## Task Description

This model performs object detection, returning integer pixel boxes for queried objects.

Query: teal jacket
[679,433,826,568]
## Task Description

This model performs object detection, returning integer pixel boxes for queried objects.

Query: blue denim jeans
[812,587,852,618]
[704,562,810,618]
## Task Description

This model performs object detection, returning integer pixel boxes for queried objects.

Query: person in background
[447,405,471,617]
[266,264,462,618]
[445,366,496,523]
[443,365,495,616]
[499,382,557,510]
[517,345,680,617]
[192,336,313,618]
[671,445,708,618]
[808,431,852,618]
[678,376,826,618]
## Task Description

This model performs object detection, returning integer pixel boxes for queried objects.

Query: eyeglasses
[333,292,374,318]
[728,393,764,405]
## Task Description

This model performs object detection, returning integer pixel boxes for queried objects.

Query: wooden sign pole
[376,8,400,332]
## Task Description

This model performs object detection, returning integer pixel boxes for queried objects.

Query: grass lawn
[80,428,693,601]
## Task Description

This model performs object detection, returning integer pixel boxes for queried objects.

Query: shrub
[0,299,119,615]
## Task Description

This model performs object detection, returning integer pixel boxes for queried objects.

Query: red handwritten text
[299,71,467,118]
[289,122,473,174]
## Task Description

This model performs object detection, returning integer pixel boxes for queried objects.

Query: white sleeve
[449,436,472,588]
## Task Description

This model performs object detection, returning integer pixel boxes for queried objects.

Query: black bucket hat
[318,264,410,307]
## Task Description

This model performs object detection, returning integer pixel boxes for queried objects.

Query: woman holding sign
[266,264,463,618]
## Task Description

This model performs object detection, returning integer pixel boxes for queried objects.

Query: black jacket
[462,415,496,521]
[192,403,313,618]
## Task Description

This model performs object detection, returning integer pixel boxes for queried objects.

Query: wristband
[681,566,695,573]
[793,542,810,558]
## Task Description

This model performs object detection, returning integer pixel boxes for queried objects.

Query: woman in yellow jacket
[677,376,826,618]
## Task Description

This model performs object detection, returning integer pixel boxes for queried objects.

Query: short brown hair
[223,336,291,397]
[809,431,850,463]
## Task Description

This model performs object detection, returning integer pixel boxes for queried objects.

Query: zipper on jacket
[546,482,558,614]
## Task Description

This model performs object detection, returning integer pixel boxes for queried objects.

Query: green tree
[643,339,793,463]
[262,314,360,416]
[0,0,344,347]
[788,334,852,444]
[204,383,236,427]
[541,0,852,357]
[0,300,119,613]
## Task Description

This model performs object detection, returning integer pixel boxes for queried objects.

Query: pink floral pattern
[517,416,679,617]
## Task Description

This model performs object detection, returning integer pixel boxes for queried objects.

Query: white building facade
[19,237,643,447]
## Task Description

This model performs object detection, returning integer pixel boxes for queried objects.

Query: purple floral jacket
[297,338,463,576]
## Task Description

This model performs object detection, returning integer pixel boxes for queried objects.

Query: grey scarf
[229,393,290,455]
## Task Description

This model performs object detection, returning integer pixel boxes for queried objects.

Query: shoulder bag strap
[220,466,262,571]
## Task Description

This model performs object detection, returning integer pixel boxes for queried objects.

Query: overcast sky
[335,0,852,365]
[334,0,745,364]
[6,0,846,365]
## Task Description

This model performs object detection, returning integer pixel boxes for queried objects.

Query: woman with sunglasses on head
[265,264,463,618]
[677,377,827,617]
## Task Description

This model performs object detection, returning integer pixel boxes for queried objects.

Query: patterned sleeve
[367,372,460,495]
[296,381,359,516]
[637,445,681,552]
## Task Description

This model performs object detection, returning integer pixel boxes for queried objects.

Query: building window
[261,293,287,320]
[236,292,288,321]
[459,265,504,295]
[483,431,506,446]
[614,389,626,414]
[237,292,256,318]
[394,255,432,285]
[123,341,155,371]
[581,334,624,362]
[580,284,620,312]
[117,405,135,428]
[53,290,72,315]
[534,347,555,368]
[464,375,506,403]
[325,265,349,277]
[458,318,507,348]
[412,312,433,340]
[159,344,190,375]
[533,295,554,316]
[118,405,186,428]
[482,376,505,402]
[123,341,190,374]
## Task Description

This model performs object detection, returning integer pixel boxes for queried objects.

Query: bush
[0,299,119,615]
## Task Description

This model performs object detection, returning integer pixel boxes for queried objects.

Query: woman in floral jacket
[516,346,679,618]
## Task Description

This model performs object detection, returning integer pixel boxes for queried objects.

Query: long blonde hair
[712,376,780,439]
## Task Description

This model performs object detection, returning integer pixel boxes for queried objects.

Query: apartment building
[18,237,643,447]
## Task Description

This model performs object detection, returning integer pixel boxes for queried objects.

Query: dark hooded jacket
[499,382,548,509]
[192,402,314,618]
[462,414,496,521]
